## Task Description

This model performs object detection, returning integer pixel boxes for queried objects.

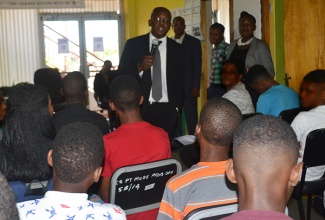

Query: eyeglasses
[152,17,171,23]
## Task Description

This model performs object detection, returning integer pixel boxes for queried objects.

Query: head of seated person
[221,60,245,91]
[299,69,325,109]
[49,122,103,193]
[1,84,55,182]
[62,71,88,105]
[225,115,302,218]
[0,172,19,220]
[197,97,242,162]
[245,65,277,94]
[109,75,143,124]
[34,68,65,105]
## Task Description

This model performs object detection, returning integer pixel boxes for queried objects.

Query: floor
[171,148,325,220]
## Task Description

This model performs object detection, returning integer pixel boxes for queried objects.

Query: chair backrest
[303,129,325,169]
[109,158,182,215]
[184,203,238,220]
[9,179,53,202]
[279,107,304,124]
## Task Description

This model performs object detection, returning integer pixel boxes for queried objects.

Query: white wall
[233,0,261,40]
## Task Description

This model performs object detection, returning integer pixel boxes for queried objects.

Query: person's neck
[213,39,223,47]
[52,180,88,194]
[237,179,288,213]
[241,36,254,43]
[175,32,184,39]
[118,109,143,124]
[66,100,85,106]
[199,140,229,162]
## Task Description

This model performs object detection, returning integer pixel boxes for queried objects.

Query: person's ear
[93,167,103,183]
[139,96,144,105]
[226,159,237,184]
[289,162,303,187]
[47,149,53,167]
[60,88,64,96]
[109,101,116,111]
[239,74,243,81]
[194,124,201,136]
[148,19,152,27]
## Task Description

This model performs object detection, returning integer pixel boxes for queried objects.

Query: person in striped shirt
[157,98,242,220]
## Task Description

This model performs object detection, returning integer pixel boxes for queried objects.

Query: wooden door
[284,0,325,92]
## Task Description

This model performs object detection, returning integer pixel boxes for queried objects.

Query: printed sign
[0,0,84,9]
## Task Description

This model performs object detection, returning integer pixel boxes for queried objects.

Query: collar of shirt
[173,33,185,44]
[149,33,167,50]
[44,191,89,206]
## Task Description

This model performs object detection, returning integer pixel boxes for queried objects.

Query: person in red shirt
[99,75,171,220]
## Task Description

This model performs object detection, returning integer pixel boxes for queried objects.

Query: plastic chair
[9,179,53,202]
[109,159,182,215]
[184,203,238,220]
[291,128,325,220]
[279,107,304,124]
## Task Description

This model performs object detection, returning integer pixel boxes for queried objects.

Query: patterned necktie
[152,41,162,102]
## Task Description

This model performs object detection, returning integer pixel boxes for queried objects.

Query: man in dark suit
[172,16,202,136]
[118,7,185,141]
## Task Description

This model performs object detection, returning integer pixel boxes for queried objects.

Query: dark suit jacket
[118,33,185,119]
[181,34,202,94]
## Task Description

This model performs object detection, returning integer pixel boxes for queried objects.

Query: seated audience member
[245,65,299,116]
[99,75,171,220]
[158,98,241,220]
[54,71,110,135]
[17,122,126,220]
[0,93,7,140]
[0,172,19,220]
[0,84,55,182]
[34,68,65,112]
[291,69,325,181]
[222,60,255,114]
[223,115,302,219]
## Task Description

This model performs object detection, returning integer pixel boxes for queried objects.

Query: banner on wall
[0,0,84,9]
[171,0,203,41]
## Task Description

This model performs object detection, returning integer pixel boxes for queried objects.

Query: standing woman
[227,11,275,78]
[0,84,55,182]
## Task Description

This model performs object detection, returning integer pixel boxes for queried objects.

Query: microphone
[150,39,160,56]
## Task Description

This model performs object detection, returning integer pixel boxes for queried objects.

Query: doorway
[40,13,121,109]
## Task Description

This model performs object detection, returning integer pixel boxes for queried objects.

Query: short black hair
[151,7,171,20]
[222,60,245,76]
[52,122,104,184]
[210,22,225,33]
[303,69,325,83]
[110,75,141,112]
[239,11,256,25]
[62,71,87,102]
[245,65,271,85]
[199,97,242,146]
[233,115,299,171]
[173,16,185,24]
[0,172,19,220]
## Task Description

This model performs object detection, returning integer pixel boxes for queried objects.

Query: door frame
[39,13,122,78]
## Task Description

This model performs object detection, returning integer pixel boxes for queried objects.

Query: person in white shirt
[17,122,126,220]
[291,69,325,181]
[222,60,255,114]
